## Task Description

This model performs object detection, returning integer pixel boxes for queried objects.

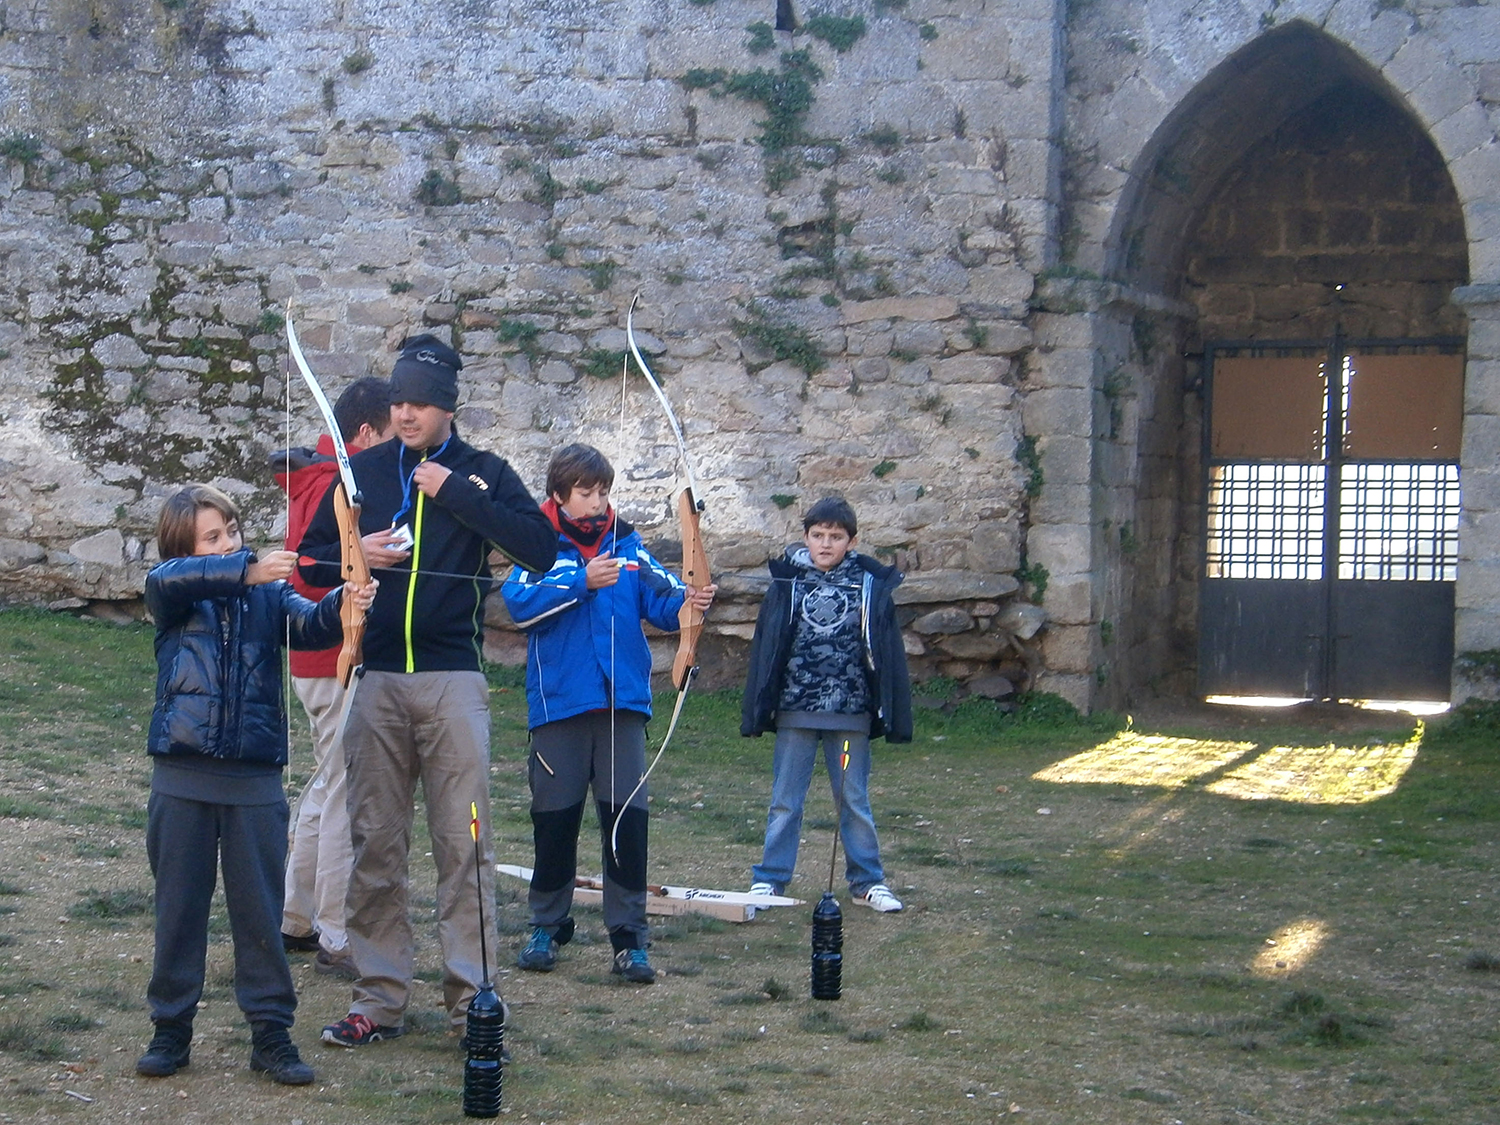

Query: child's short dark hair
[803,496,857,537]
[157,484,240,561]
[333,376,392,441]
[546,443,615,501]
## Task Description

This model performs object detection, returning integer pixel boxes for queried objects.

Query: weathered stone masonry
[0,0,1495,710]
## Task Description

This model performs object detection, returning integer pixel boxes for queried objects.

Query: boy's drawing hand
[686,583,717,611]
[585,551,622,590]
[247,549,298,586]
[363,529,412,568]
[345,577,379,612]
[412,460,452,497]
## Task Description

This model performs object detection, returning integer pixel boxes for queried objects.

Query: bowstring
[346,560,863,593]
[283,351,294,793]
[609,346,626,855]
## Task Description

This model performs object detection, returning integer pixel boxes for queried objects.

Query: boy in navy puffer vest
[137,484,375,1085]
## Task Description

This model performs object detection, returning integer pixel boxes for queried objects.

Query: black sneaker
[517,926,558,972]
[611,947,656,984]
[282,930,322,953]
[250,1028,315,1086]
[136,1023,192,1077]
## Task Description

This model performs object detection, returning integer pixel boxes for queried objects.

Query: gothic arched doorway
[1106,24,1469,704]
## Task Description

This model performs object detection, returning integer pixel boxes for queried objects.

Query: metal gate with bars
[1197,336,1464,701]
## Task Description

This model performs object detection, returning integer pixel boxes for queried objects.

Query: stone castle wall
[0,0,1496,708]
[0,0,1061,699]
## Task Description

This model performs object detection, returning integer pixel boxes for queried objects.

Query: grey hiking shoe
[611,947,656,984]
[517,926,558,972]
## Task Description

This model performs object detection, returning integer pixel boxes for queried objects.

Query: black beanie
[390,334,462,411]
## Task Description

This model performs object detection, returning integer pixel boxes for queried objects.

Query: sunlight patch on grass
[1032,733,1255,788]
[1036,728,1420,805]
[1207,730,1420,805]
[1252,919,1330,978]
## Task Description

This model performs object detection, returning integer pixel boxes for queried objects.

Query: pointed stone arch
[1028,15,1497,708]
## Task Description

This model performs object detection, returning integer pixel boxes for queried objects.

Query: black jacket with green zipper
[298,428,556,674]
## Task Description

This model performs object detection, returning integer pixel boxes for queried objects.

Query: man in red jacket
[273,376,394,979]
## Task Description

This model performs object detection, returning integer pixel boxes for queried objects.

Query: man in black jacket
[299,334,556,1047]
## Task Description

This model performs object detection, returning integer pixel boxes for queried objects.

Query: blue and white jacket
[502,519,687,730]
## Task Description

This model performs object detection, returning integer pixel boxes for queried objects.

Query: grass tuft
[68,887,151,921]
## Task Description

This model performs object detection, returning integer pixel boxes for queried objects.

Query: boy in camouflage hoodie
[740,497,912,912]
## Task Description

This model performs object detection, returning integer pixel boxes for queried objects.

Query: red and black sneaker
[321,1013,404,1047]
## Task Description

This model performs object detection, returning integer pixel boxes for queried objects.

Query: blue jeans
[752,725,884,896]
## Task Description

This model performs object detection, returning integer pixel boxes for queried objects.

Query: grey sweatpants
[527,710,650,950]
[146,793,296,1029]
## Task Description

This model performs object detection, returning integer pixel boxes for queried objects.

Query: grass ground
[1,607,1498,1123]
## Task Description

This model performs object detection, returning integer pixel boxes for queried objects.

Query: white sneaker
[749,882,778,896]
[857,884,903,913]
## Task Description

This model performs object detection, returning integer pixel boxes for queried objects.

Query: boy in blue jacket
[502,444,715,983]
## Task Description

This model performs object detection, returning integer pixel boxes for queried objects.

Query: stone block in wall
[481,628,527,669]
[865,82,960,142]
[1001,138,1056,202]
[1460,409,1500,461]
[1030,313,1093,352]
[964,519,1021,575]
[67,528,123,567]
[959,80,1050,141]
[1034,670,1091,711]
[932,356,1011,384]
[1479,62,1500,105]
[346,299,410,328]
[963,264,1035,310]
[891,321,946,355]
[0,538,47,569]
[966,673,1015,700]
[1433,4,1500,63]
[934,630,1007,661]
[1454,557,1500,609]
[1040,623,1093,675]
[1021,386,1092,437]
[1455,606,1500,668]
[1443,135,1500,209]
[1026,345,1094,391]
[1027,481,1091,531]
[1041,575,1091,628]
[972,321,1032,356]
[1036,435,1091,489]
[996,600,1045,640]
[842,296,959,325]
[896,571,1020,604]
[1431,104,1495,170]
[1026,523,1091,578]
[160,222,228,245]
[92,334,149,369]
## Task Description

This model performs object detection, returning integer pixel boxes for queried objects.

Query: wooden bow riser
[673,488,709,690]
[333,484,369,689]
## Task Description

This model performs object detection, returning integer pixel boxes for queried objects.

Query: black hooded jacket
[740,548,913,742]
[298,428,556,674]
[146,550,343,766]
